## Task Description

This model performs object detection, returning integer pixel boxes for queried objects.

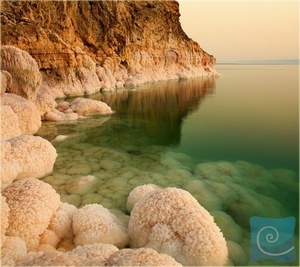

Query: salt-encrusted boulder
[0,93,41,137]
[35,88,56,117]
[0,135,57,185]
[1,195,10,247]
[0,46,42,101]
[70,97,113,116]
[127,187,228,266]
[43,108,78,121]
[1,70,12,94]
[0,105,21,140]
[105,248,182,266]
[2,178,61,251]
[72,204,129,248]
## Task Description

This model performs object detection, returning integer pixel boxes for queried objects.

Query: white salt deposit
[37,121,297,265]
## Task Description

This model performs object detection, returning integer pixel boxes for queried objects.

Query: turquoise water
[38,65,299,266]
[175,65,299,172]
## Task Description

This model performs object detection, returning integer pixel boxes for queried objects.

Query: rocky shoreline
[1,1,225,266]
[1,1,298,266]
[1,1,217,97]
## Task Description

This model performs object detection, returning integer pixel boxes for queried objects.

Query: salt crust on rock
[18,246,180,266]
[72,203,129,248]
[1,236,27,265]
[1,135,57,185]
[1,93,41,137]
[2,177,61,251]
[1,195,10,247]
[39,202,78,251]
[18,243,119,266]
[0,105,21,140]
[127,187,228,266]
[105,247,182,266]
[70,97,114,116]
[126,183,160,212]
[1,70,12,94]
[0,46,42,101]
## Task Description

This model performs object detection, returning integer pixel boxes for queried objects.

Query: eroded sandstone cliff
[1,0,217,97]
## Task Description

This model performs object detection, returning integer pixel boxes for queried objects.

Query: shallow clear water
[37,65,299,266]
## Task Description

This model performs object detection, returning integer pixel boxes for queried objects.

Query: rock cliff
[1,0,217,97]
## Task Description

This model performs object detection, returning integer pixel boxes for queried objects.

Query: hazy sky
[178,0,299,62]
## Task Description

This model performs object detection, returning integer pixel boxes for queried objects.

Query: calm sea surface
[38,65,299,265]
[175,65,299,171]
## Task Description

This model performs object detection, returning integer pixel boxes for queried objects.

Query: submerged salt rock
[271,168,299,193]
[1,45,42,101]
[60,194,82,208]
[204,180,238,209]
[227,183,284,227]
[227,240,248,266]
[195,161,242,184]
[65,175,98,196]
[183,179,222,211]
[70,97,113,116]
[210,210,243,243]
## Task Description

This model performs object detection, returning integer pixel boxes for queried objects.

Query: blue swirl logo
[250,216,296,262]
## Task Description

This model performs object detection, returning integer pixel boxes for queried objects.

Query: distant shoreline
[217,59,299,65]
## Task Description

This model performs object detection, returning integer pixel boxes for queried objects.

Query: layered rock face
[1,1,217,97]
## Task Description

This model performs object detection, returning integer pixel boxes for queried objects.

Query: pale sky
[178,0,299,63]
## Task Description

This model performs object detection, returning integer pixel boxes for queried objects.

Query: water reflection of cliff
[86,77,216,147]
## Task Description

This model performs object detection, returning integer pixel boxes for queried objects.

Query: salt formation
[0,1,297,266]
[127,187,228,266]
[69,97,114,116]
[72,204,129,248]
[37,132,293,265]
[0,70,12,94]
[0,46,42,101]
[105,248,182,266]
[17,243,118,266]
[2,178,61,251]
[126,184,160,212]
[0,45,115,123]
[0,93,41,138]
[0,135,57,185]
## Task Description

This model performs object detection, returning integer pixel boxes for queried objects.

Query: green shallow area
[37,65,299,266]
